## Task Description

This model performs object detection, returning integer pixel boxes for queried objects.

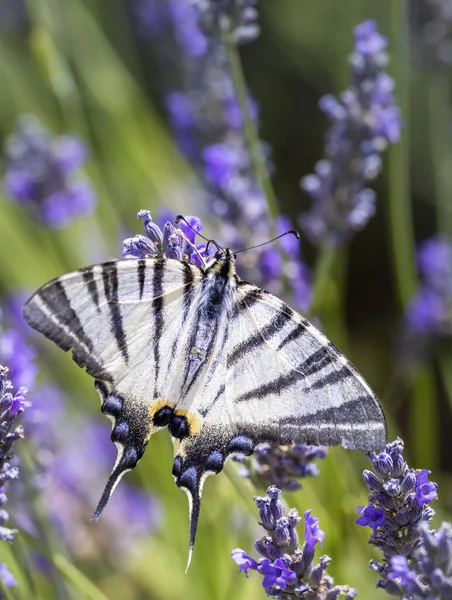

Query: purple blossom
[259,558,297,590]
[356,504,385,533]
[387,523,452,598]
[415,470,438,506]
[232,486,356,598]
[304,510,324,549]
[3,116,96,228]
[403,236,452,363]
[357,438,438,592]
[234,442,326,491]
[123,210,207,265]
[231,548,259,576]
[0,364,30,585]
[300,19,401,246]
[0,327,37,390]
[0,562,17,587]
[137,0,311,311]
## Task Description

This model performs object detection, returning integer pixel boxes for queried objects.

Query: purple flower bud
[137,210,164,245]
[122,235,157,260]
[415,470,438,506]
[254,496,275,530]
[258,558,297,592]
[274,517,290,546]
[363,469,384,491]
[254,536,284,561]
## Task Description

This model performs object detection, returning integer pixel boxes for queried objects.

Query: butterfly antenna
[234,229,300,254]
[175,215,223,253]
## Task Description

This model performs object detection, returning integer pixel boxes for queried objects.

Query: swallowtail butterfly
[23,245,387,566]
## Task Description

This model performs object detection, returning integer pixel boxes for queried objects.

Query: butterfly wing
[171,281,387,563]
[224,282,387,450]
[23,257,204,514]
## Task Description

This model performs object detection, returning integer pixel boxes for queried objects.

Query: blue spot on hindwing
[111,421,129,443]
[172,456,183,478]
[102,394,123,418]
[179,467,198,491]
[122,447,138,468]
[227,434,254,456]
[205,450,224,473]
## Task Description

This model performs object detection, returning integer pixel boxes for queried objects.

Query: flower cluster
[0,365,30,588]
[404,237,452,363]
[123,210,208,266]
[192,0,260,44]
[356,438,438,592]
[300,19,401,246]
[388,521,452,598]
[232,486,357,598]
[3,115,96,228]
[234,443,327,492]
[136,0,311,311]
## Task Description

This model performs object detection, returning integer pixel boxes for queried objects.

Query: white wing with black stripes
[23,250,387,569]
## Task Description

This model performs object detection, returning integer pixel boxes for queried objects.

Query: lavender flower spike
[301,19,401,246]
[356,438,438,593]
[123,210,208,266]
[234,442,327,491]
[0,365,30,587]
[3,115,96,228]
[388,522,452,599]
[232,486,357,598]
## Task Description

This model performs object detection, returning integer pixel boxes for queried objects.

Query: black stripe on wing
[102,262,129,363]
[23,278,111,380]
[227,309,294,367]
[81,266,101,312]
[152,258,165,395]
[236,345,340,402]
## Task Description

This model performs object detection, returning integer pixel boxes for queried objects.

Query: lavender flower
[136,0,312,312]
[0,365,30,588]
[388,522,452,598]
[123,210,209,266]
[192,0,260,44]
[356,438,438,592]
[234,443,327,491]
[4,115,96,228]
[402,236,452,364]
[300,19,401,246]
[232,486,357,598]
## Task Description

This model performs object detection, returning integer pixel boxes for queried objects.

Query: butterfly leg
[92,380,152,519]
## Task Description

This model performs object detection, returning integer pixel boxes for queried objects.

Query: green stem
[387,1,438,469]
[52,554,110,600]
[223,35,279,221]
[386,2,416,307]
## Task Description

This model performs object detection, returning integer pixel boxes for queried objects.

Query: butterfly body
[23,248,387,565]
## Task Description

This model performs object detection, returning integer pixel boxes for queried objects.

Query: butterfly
[23,240,387,567]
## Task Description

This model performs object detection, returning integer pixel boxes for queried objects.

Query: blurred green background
[0,0,451,598]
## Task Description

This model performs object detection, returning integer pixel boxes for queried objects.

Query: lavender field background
[0,1,452,598]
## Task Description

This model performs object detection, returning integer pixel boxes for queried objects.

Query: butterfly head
[207,247,237,277]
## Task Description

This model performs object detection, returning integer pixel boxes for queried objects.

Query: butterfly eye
[214,250,223,260]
